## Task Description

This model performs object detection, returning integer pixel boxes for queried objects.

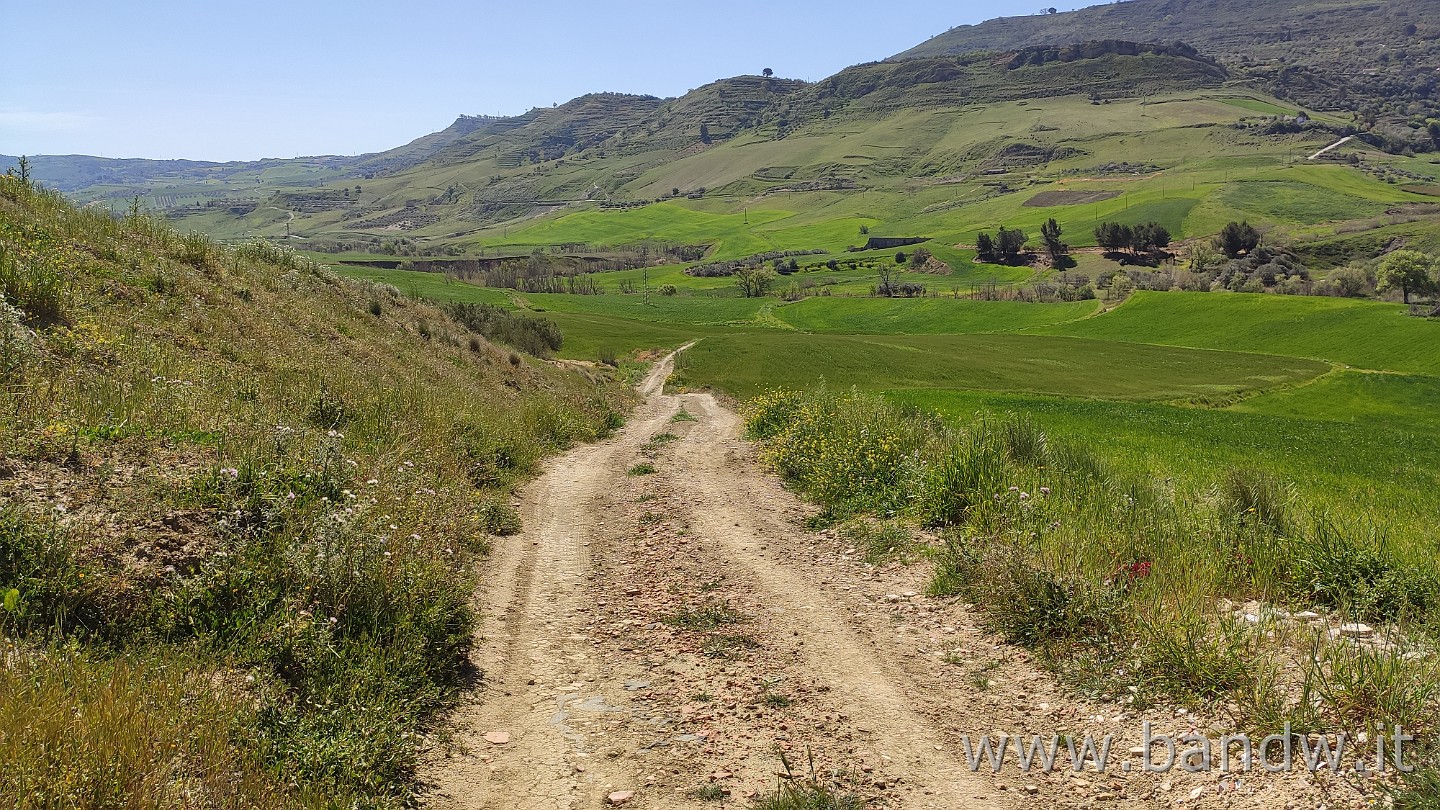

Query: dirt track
[423,347,1358,809]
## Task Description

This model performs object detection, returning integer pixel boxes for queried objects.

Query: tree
[1040,218,1068,268]
[762,68,774,78]
[1130,222,1170,256]
[975,232,996,262]
[895,251,907,264]
[876,263,896,296]
[1095,222,1132,253]
[1189,241,1218,272]
[10,155,31,185]
[1377,250,1436,303]
[909,247,933,269]
[1142,223,1172,251]
[735,266,775,298]
[996,227,1027,263]
[1217,221,1261,259]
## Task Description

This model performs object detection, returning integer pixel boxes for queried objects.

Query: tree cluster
[1217,221,1262,259]
[975,226,1028,264]
[1039,218,1069,269]
[1095,221,1171,260]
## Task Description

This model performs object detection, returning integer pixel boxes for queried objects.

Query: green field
[886,384,1440,547]
[1038,291,1440,374]
[671,332,1326,400]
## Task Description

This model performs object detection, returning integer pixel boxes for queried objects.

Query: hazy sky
[2,1,1087,161]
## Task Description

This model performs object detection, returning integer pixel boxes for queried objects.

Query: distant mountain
[895,0,1439,122]
[12,0,1437,251]
[0,153,358,194]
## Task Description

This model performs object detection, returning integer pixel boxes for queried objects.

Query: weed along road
[424,346,1017,808]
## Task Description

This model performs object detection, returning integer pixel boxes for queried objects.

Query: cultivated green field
[1038,291,1440,374]
[669,331,1326,399]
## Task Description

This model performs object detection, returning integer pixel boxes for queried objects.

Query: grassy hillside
[0,175,626,807]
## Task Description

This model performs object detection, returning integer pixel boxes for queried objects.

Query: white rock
[1338,623,1374,638]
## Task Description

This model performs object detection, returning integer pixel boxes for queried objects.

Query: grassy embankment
[0,175,626,808]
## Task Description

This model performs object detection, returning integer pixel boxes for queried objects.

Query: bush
[977,552,1125,653]
[1288,523,1440,621]
[445,301,563,357]
[0,243,68,324]
[1219,467,1290,534]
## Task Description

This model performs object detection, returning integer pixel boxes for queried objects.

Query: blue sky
[2,1,1085,161]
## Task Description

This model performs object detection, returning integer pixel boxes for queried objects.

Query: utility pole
[642,267,650,306]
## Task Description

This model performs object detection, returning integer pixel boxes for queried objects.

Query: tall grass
[0,646,319,809]
[745,388,1440,731]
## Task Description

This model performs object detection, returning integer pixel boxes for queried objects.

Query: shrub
[1140,615,1257,704]
[1288,523,1439,621]
[1218,467,1291,533]
[445,301,563,357]
[0,243,68,324]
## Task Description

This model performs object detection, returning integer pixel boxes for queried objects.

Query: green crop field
[1037,291,1440,374]
[773,297,1098,333]
[670,332,1326,400]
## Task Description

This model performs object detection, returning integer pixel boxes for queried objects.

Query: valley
[6,0,1440,807]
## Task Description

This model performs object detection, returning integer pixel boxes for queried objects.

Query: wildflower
[328,617,337,624]
[1039,487,1051,496]
[409,533,421,541]
[286,491,296,501]
[1008,486,1019,492]
[366,478,379,486]
[221,467,239,480]
[1019,492,1030,500]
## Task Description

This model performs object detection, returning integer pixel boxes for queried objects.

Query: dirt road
[423,348,1351,809]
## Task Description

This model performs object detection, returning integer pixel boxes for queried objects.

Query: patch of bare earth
[423,350,1370,809]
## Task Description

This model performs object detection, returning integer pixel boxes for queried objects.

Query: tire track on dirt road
[667,391,1012,809]
[425,350,690,809]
